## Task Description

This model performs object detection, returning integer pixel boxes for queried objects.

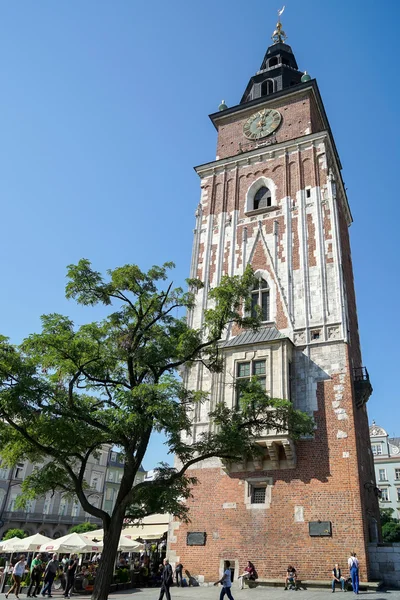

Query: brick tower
[168,14,379,582]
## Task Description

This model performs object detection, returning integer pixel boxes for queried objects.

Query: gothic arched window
[251,278,270,322]
[254,187,272,210]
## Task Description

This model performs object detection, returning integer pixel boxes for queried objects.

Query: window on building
[268,57,278,67]
[117,472,123,483]
[7,493,19,512]
[14,463,24,479]
[288,361,293,402]
[253,187,272,210]
[58,498,68,516]
[106,487,116,502]
[0,464,9,480]
[372,444,382,455]
[111,452,117,462]
[380,488,389,502]
[306,189,311,198]
[90,473,102,492]
[25,499,35,514]
[251,487,266,504]
[91,495,100,508]
[397,488,400,502]
[395,468,400,481]
[251,279,270,322]
[379,469,387,482]
[236,360,266,407]
[43,494,52,515]
[261,80,274,96]
[107,471,115,482]
[71,500,80,517]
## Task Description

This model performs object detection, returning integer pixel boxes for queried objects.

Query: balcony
[1,511,102,525]
[222,433,296,474]
[353,367,373,408]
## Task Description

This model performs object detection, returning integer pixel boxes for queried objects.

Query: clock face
[243,108,282,140]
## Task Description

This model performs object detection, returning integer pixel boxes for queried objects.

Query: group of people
[154,553,361,600]
[4,552,79,600]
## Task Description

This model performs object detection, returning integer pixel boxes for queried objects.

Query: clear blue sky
[1,1,399,468]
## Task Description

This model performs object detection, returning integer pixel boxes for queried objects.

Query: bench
[244,578,383,591]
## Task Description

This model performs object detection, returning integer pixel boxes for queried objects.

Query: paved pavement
[5,587,400,600]
[106,588,400,600]
[26,586,399,600]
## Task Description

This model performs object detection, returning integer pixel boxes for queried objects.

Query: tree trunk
[91,514,124,600]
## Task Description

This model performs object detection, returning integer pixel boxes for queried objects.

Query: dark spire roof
[240,18,304,105]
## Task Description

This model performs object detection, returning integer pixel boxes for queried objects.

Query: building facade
[370,423,400,519]
[168,17,379,582]
[0,447,146,539]
[102,450,146,515]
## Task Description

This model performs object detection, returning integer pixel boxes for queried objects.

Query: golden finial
[272,6,287,43]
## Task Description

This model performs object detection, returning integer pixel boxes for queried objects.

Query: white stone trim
[245,176,277,213]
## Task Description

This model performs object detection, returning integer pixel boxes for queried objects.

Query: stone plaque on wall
[187,532,206,546]
[309,521,332,537]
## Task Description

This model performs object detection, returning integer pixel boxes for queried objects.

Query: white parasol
[83,531,143,552]
[2,533,53,553]
[39,532,103,554]
[0,537,22,552]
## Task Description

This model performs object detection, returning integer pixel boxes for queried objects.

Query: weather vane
[272,6,287,43]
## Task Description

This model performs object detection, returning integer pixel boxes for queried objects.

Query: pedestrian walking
[27,553,43,597]
[174,562,183,587]
[5,555,27,599]
[41,553,59,598]
[348,553,359,595]
[214,561,234,600]
[158,558,173,600]
[64,555,78,598]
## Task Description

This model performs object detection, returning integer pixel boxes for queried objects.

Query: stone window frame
[245,177,277,215]
[235,357,267,408]
[372,444,382,455]
[379,487,390,502]
[378,468,388,482]
[246,270,276,325]
[244,476,273,510]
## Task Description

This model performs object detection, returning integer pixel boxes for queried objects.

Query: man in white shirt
[348,553,359,594]
[214,561,234,600]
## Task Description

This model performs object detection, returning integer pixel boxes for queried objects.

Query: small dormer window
[254,187,272,210]
[261,80,274,96]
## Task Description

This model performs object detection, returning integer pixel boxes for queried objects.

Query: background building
[168,15,379,582]
[102,450,146,514]
[370,422,400,519]
[0,446,146,539]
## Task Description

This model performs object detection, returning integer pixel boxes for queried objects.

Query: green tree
[2,528,27,540]
[0,259,314,600]
[69,522,98,534]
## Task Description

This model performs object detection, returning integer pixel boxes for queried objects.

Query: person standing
[214,561,234,600]
[6,555,27,599]
[41,554,59,598]
[64,555,78,598]
[27,554,43,597]
[174,562,183,587]
[332,563,346,592]
[158,558,173,600]
[348,553,359,595]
